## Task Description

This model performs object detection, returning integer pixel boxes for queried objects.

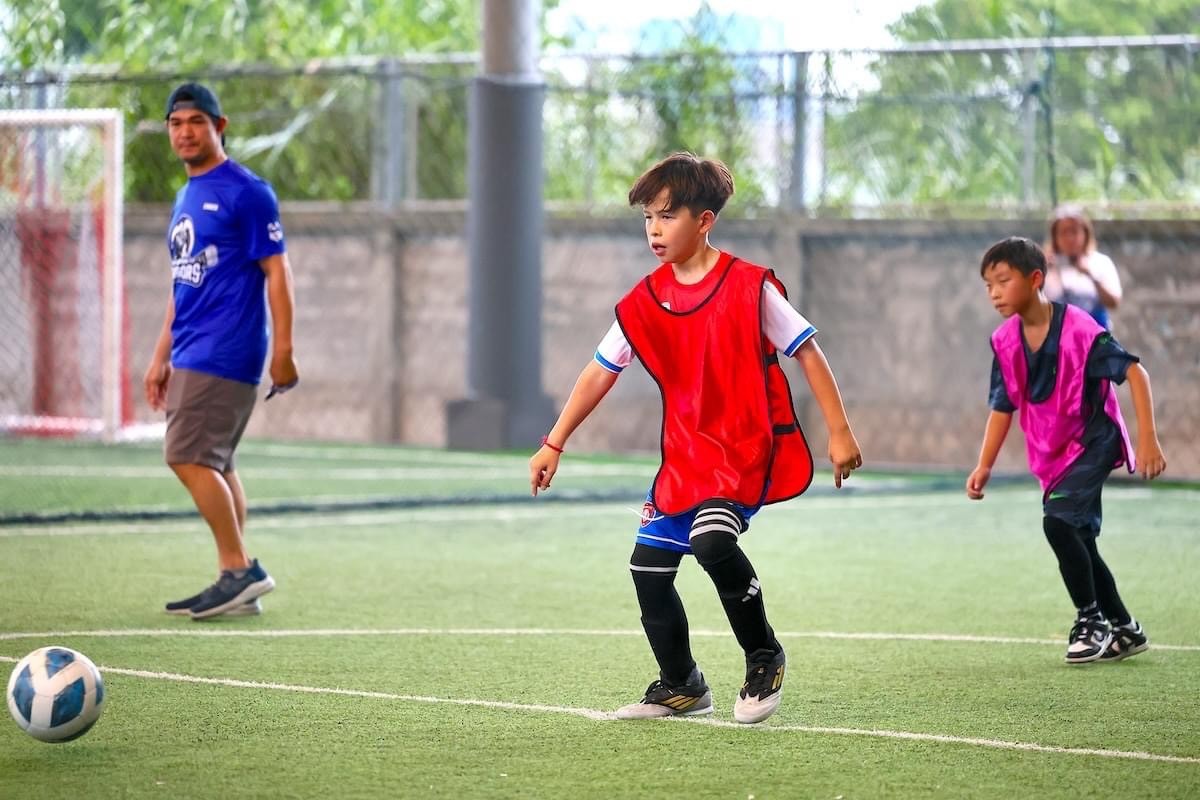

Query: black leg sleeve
[1082,535,1132,626]
[629,543,694,686]
[690,501,778,657]
[1043,515,1098,613]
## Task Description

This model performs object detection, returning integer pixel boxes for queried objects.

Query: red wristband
[540,436,564,453]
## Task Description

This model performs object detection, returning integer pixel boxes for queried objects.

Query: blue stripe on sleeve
[594,352,624,373]
[783,326,817,357]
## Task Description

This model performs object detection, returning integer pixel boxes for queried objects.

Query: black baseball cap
[165,83,223,120]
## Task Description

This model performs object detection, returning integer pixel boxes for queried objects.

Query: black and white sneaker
[1099,620,1149,662]
[189,559,275,620]
[734,646,786,723]
[615,670,714,719]
[1065,616,1112,664]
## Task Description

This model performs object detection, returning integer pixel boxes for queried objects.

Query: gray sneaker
[165,588,208,616]
[190,559,275,620]
[166,591,261,617]
[222,598,263,617]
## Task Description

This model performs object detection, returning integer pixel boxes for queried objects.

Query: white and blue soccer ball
[6,646,105,743]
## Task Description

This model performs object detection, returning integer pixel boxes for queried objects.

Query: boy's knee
[688,501,745,567]
[690,529,739,567]
[1042,515,1082,551]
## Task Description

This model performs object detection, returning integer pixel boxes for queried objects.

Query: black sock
[689,502,777,657]
[1082,536,1131,625]
[629,543,695,687]
[1043,516,1098,613]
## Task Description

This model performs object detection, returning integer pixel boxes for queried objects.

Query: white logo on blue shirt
[169,214,219,287]
[267,220,283,242]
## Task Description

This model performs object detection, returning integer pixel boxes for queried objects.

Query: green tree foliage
[543,3,770,210]
[2,0,481,201]
[823,0,1200,210]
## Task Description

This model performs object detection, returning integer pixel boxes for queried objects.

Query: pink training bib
[991,304,1134,495]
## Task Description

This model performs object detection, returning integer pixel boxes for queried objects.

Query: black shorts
[164,368,257,473]
[1043,433,1123,535]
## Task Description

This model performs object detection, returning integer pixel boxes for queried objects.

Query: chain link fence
[2,36,1195,211]
[1,39,1197,525]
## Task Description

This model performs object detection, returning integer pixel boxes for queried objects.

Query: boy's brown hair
[628,152,734,216]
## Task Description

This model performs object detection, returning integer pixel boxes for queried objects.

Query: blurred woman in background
[1044,204,1123,330]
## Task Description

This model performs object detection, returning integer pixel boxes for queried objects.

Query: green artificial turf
[1,441,1197,798]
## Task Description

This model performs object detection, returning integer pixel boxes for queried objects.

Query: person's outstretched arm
[793,339,863,488]
[530,361,620,495]
[966,410,1012,500]
[1124,363,1166,479]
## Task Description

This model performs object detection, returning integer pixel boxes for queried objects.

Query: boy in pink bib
[967,237,1167,664]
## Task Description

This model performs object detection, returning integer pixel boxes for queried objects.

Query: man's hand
[829,427,863,489]
[143,359,172,411]
[269,350,299,391]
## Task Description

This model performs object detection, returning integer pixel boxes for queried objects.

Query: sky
[545,0,931,52]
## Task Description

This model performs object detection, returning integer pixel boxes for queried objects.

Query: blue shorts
[636,489,759,554]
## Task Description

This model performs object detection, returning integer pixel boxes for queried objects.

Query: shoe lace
[1070,617,1109,643]
[641,680,671,703]
[742,652,779,698]
[196,572,239,603]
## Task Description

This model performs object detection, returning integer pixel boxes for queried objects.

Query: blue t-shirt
[167,159,286,384]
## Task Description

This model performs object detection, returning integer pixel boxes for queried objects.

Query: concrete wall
[121,208,1200,477]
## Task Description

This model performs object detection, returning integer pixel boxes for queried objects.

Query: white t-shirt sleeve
[1087,252,1123,302]
[1047,251,1123,305]
[594,320,632,373]
[763,282,817,355]
[592,281,817,372]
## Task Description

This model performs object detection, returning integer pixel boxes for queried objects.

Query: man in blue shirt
[143,83,299,620]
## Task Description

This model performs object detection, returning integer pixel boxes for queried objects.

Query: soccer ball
[6,646,105,743]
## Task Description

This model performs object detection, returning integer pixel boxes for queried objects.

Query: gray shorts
[164,368,257,473]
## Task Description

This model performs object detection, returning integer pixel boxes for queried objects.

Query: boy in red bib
[968,237,1166,664]
[529,153,862,723]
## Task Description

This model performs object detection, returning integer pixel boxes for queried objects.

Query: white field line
[0,654,1194,765]
[0,627,1197,652]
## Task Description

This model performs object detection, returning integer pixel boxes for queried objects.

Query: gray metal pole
[371,60,407,209]
[447,0,554,450]
[1021,50,1037,209]
[789,52,808,212]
